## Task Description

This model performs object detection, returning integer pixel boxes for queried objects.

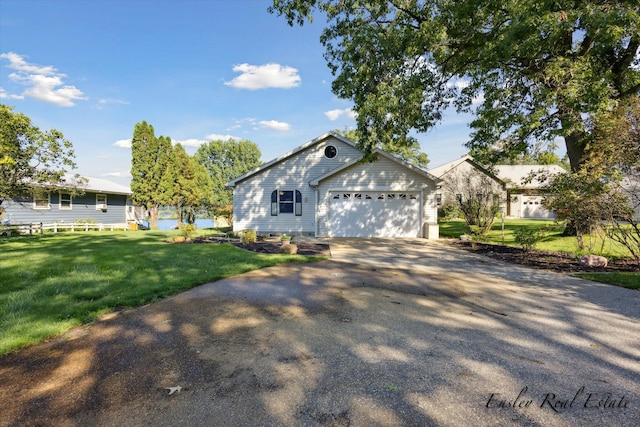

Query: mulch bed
[444,239,639,273]
[191,236,331,257]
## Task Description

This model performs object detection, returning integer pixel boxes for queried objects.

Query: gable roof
[428,155,505,185]
[494,165,566,189]
[227,131,356,187]
[309,148,442,186]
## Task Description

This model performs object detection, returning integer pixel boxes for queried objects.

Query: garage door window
[271,190,302,216]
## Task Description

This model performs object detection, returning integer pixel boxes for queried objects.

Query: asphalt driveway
[1,238,639,426]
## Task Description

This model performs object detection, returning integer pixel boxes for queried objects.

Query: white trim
[96,193,107,210]
[33,193,50,210]
[59,192,73,210]
[227,132,357,187]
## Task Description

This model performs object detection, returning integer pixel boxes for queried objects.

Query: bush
[181,223,197,240]
[513,227,545,252]
[241,229,257,244]
[439,202,462,220]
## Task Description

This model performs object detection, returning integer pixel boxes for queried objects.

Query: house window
[271,190,302,216]
[436,193,442,206]
[96,194,107,210]
[60,193,72,210]
[33,193,50,209]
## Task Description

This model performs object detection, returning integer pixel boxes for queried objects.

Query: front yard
[439,219,639,289]
[0,230,324,355]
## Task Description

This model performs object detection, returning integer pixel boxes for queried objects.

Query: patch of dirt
[191,236,331,257]
[444,239,639,273]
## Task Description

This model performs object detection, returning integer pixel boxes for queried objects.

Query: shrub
[181,223,196,240]
[439,202,462,220]
[241,229,257,244]
[513,227,545,252]
[280,243,298,254]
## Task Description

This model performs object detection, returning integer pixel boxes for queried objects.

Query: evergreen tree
[130,121,173,229]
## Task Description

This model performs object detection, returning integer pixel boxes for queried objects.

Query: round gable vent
[324,145,337,159]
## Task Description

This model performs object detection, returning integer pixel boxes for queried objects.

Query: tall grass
[0,230,323,355]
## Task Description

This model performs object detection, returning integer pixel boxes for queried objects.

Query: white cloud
[97,98,129,109]
[324,108,356,121]
[259,120,291,131]
[175,138,207,148]
[205,133,240,141]
[113,139,132,148]
[0,52,87,107]
[104,171,131,178]
[225,63,301,90]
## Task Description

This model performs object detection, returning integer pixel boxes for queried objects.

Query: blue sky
[1,0,472,186]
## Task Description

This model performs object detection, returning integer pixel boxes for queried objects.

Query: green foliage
[270,1,640,171]
[0,231,323,354]
[0,104,80,206]
[180,223,197,240]
[195,139,262,213]
[169,144,213,225]
[130,121,174,229]
[513,227,546,252]
[241,229,257,244]
[439,202,462,220]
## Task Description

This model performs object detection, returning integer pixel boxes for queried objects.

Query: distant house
[2,175,144,226]
[428,156,566,219]
[227,132,442,238]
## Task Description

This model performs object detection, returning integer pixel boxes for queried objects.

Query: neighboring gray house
[428,156,566,219]
[227,132,442,238]
[2,175,142,226]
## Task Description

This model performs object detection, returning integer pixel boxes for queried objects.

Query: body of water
[156,218,214,230]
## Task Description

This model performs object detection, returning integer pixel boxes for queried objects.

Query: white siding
[316,156,438,237]
[232,136,362,234]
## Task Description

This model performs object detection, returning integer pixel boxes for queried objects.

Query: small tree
[444,168,504,238]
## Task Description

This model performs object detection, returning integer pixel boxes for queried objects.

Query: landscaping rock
[579,254,609,268]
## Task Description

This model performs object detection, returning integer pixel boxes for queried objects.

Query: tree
[0,104,81,211]
[168,144,213,226]
[195,139,262,219]
[130,121,173,229]
[542,98,640,259]
[442,167,504,238]
[270,1,640,172]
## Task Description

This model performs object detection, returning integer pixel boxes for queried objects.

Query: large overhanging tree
[270,0,640,171]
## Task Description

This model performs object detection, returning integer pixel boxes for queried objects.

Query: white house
[227,132,442,238]
[428,156,566,219]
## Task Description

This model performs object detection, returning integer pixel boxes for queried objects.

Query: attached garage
[328,191,421,237]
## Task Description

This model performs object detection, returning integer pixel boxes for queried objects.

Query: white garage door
[521,196,554,219]
[328,191,421,237]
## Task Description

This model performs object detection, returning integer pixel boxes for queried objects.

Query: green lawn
[440,219,639,289]
[574,273,640,290]
[439,218,635,259]
[0,230,324,355]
